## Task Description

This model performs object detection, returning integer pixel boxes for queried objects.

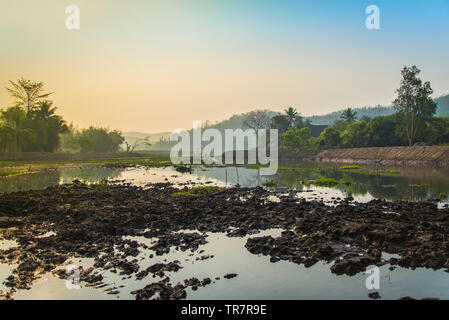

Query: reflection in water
[0,163,449,203]
[2,164,449,300]
[10,230,449,300]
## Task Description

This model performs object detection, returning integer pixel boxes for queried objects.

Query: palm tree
[31,101,68,152]
[284,107,298,128]
[0,106,34,152]
[6,78,53,115]
[341,108,358,124]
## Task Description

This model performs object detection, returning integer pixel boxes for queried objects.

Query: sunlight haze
[1,0,448,132]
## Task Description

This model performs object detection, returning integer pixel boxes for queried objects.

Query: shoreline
[315,146,449,168]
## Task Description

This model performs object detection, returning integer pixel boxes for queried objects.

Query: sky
[0,0,448,133]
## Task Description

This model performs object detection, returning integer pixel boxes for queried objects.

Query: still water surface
[1,163,449,299]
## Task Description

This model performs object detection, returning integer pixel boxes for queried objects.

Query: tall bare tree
[6,78,53,115]
[243,110,272,131]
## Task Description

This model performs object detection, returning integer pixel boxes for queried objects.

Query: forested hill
[124,94,449,150]
[307,94,449,125]
[306,105,395,125]
[436,94,449,116]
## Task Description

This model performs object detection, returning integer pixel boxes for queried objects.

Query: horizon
[1,0,449,133]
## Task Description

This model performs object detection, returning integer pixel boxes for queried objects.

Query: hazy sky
[0,0,448,132]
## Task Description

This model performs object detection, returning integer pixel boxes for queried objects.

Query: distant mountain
[122,131,171,151]
[436,94,449,116]
[306,94,449,125]
[306,105,395,125]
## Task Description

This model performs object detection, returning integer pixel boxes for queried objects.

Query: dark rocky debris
[1,181,448,299]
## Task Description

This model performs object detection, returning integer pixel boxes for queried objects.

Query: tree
[393,65,437,146]
[340,108,358,124]
[124,136,151,153]
[333,119,348,132]
[30,101,68,152]
[318,127,341,149]
[428,117,449,145]
[6,78,53,115]
[0,106,35,152]
[270,115,290,135]
[341,121,369,148]
[284,107,298,128]
[76,127,125,153]
[281,127,314,150]
[243,110,272,131]
[367,115,405,147]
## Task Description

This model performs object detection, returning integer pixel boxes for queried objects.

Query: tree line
[0,78,124,153]
[274,65,449,151]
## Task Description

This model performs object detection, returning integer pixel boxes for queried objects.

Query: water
[8,230,449,300]
[1,163,449,300]
[1,163,449,203]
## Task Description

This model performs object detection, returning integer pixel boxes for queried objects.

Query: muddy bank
[316,146,449,167]
[0,182,449,299]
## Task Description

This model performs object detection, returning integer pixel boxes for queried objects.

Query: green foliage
[340,121,369,148]
[311,178,338,187]
[393,65,437,146]
[0,170,28,177]
[318,127,341,149]
[366,114,406,147]
[61,127,125,153]
[245,164,269,169]
[0,101,67,152]
[262,181,277,187]
[333,119,348,132]
[1,78,129,154]
[6,78,52,114]
[340,108,358,124]
[284,107,298,128]
[270,115,290,135]
[340,165,360,170]
[0,154,171,168]
[281,127,315,150]
[171,186,224,197]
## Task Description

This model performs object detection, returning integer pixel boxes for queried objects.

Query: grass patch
[245,164,269,169]
[0,170,29,177]
[171,186,224,197]
[340,165,360,170]
[262,181,278,188]
[311,178,339,187]
[0,155,172,169]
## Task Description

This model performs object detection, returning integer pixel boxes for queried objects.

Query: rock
[368,292,381,299]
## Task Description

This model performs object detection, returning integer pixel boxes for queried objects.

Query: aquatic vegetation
[340,165,360,170]
[0,155,172,169]
[247,163,400,176]
[245,164,269,169]
[262,181,277,188]
[0,170,29,177]
[440,192,447,200]
[171,186,224,197]
[311,178,339,187]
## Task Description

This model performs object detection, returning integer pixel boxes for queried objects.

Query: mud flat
[316,146,449,167]
[0,181,449,299]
